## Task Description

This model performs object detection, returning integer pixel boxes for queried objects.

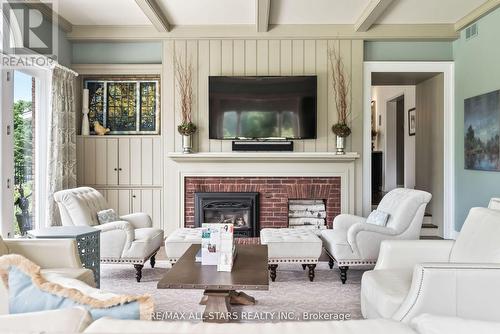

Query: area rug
[100,261,364,322]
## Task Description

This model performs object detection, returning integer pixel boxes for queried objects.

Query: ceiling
[55,0,487,26]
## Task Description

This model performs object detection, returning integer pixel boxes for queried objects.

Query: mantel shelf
[167,152,360,163]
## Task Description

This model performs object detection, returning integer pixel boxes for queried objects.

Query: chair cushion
[0,236,8,256]
[320,229,356,260]
[361,269,413,319]
[123,228,164,260]
[164,228,202,261]
[260,228,322,260]
[41,268,96,288]
[450,208,500,263]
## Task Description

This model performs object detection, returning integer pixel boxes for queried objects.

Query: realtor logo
[2,0,54,56]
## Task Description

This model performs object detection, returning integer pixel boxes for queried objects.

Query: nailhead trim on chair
[268,258,319,264]
[336,260,377,266]
[101,247,161,265]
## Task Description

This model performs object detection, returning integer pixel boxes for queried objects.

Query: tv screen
[209,76,317,139]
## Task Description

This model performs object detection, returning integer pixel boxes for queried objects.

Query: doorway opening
[364,62,455,240]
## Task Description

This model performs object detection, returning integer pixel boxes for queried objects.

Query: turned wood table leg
[133,264,143,282]
[268,264,278,282]
[339,266,349,284]
[328,258,334,269]
[150,253,157,268]
[302,264,307,270]
[307,264,316,282]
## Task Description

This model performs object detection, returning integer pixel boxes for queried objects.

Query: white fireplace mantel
[167,152,360,163]
[164,152,360,235]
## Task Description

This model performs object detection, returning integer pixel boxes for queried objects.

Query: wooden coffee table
[157,244,269,323]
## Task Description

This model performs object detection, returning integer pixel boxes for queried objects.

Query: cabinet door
[131,189,142,213]
[95,139,108,185]
[129,138,142,185]
[130,188,162,228]
[118,138,130,185]
[117,189,131,216]
[83,138,96,185]
[106,139,119,186]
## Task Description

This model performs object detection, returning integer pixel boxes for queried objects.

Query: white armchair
[361,206,500,322]
[321,188,431,283]
[54,187,164,282]
[0,236,94,314]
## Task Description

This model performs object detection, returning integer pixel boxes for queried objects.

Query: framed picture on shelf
[408,108,416,136]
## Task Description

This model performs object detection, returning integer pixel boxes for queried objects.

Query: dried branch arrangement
[328,46,351,138]
[176,56,197,136]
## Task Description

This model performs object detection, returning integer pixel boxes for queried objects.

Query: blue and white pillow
[97,209,118,225]
[366,210,390,226]
[0,254,153,320]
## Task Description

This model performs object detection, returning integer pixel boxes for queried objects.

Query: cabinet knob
[118,168,123,171]
[114,168,118,171]
[132,195,136,198]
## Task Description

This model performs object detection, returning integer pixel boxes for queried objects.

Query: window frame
[84,78,160,135]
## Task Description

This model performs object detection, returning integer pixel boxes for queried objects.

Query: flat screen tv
[209,76,317,140]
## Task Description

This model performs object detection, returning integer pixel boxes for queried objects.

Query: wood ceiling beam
[22,0,73,33]
[66,24,458,41]
[256,0,271,32]
[135,0,170,32]
[454,0,500,31]
[355,0,395,32]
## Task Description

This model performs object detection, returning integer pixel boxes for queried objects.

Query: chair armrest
[333,214,367,230]
[393,263,500,323]
[4,239,82,269]
[375,240,455,271]
[94,221,135,252]
[120,212,152,229]
[346,223,398,260]
[347,223,397,245]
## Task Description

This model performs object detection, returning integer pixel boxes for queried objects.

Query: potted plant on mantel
[328,47,351,155]
[176,56,197,153]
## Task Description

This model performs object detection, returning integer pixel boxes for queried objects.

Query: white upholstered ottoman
[164,228,202,263]
[260,228,323,282]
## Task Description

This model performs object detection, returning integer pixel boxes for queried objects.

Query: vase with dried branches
[328,47,351,154]
[176,56,197,153]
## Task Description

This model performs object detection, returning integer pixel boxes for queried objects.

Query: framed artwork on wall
[408,108,416,136]
[464,89,500,171]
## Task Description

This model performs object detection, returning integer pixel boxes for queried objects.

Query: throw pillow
[0,254,153,320]
[366,209,390,226]
[97,209,118,225]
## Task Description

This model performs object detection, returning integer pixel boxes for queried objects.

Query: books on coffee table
[201,223,236,271]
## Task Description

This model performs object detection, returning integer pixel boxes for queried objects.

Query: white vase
[182,135,192,154]
[336,135,346,155]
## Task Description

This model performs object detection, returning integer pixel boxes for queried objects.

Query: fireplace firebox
[194,192,259,237]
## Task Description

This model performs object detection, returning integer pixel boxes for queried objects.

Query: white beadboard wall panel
[163,39,363,153]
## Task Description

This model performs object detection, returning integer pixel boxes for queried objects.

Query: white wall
[371,86,416,191]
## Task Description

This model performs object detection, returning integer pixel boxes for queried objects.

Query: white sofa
[54,187,164,282]
[0,236,95,315]
[361,206,500,321]
[321,188,431,283]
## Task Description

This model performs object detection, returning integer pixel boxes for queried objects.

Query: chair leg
[268,264,278,282]
[134,264,144,282]
[328,258,334,269]
[307,264,316,282]
[339,266,349,284]
[150,253,157,268]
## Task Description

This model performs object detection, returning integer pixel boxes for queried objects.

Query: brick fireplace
[184,177,341,230]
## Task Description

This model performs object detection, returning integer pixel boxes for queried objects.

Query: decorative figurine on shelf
[93,121,110,135]
[81,89,90,135]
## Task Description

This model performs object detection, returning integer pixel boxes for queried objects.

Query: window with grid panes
[84,78,159,134]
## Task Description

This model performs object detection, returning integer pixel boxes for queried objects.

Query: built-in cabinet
[76,135,163,227]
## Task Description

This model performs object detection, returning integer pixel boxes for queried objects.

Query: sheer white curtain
[46,67,77,226]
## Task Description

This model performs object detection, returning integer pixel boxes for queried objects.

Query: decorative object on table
[464,89,500,171]
[201,224,220,266]
[84,77,160,135]
[175,56,197,153]
[28,226,101,288]
[14,185,32,236]
[408,107,416,136]
[328,46,351,155]
[0,254,154,320]
[93,121,110,136]
[217,224,235,272]
[81,89,90,135]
